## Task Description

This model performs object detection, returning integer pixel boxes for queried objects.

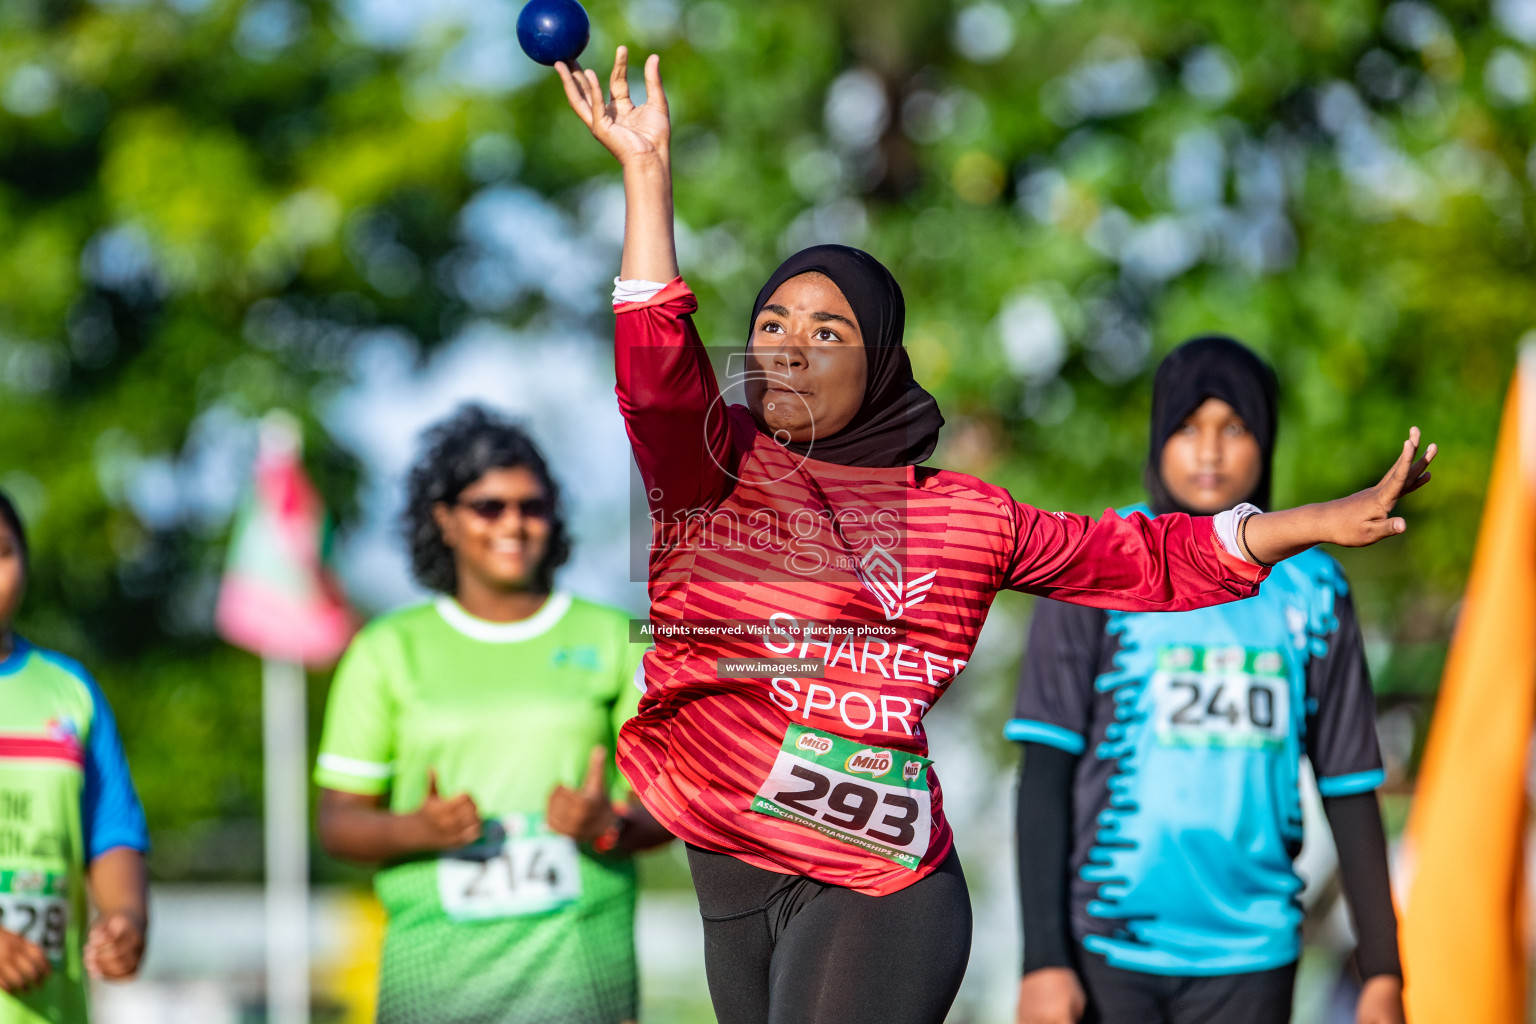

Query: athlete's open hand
[547,746,621,844]
[556,47,670,168]
[1356,975,1406,1024]
[0,928,50,993]
[1322,426,1436,547]
[84,910,145,980]
[410,769,482,851]
[1016,967,1086,1024]
[1241,427,1437,565]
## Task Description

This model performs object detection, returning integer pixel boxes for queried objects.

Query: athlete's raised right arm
[555,47,676,282]
[557,48,736,515]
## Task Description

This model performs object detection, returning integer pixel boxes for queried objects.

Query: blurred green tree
[0,0,1529,876]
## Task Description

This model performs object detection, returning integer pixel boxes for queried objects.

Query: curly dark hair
[402,405,571,594]
[0,490,27,568]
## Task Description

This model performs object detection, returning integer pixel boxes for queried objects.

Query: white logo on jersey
[856,546,937,621]
[1285,606,1309,650]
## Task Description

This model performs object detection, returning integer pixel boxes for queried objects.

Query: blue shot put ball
[517,0,591,67]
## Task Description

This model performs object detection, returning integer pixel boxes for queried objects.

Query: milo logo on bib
[752,724,933,870]
[845,749,892,778]
[796,733,834,755]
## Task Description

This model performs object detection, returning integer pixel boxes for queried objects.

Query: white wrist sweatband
[1213,503,1264,563]
[613,277,670,306]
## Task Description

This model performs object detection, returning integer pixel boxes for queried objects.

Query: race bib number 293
[751,725,932,870]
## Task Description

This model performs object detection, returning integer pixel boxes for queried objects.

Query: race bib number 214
[751,725,932,870]
[437,815,581,922]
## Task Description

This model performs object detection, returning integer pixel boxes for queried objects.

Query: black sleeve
[1016,741,1078,975]
[1007,598,1107,754]
[1306,584,1385,796]
[1322,792,1402,980]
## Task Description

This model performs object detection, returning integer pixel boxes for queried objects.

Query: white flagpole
[258,405,311,1024]
[263,655,310,1024]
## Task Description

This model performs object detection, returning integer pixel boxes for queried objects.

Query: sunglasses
[457,496,552,522]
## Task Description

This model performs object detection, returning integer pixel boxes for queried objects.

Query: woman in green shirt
[315,406,669,1024]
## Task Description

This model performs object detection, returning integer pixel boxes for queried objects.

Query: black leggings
[685,845,972,1024]
[1078,950,1297,1024]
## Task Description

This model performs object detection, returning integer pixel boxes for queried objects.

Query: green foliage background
[0,0,1529,879]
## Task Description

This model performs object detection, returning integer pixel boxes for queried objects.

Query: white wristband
[613,277,670,306]
[1213,503,1263,563]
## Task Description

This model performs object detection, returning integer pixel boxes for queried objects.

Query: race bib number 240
[1150,644,1292,751]
[751,725,932,870]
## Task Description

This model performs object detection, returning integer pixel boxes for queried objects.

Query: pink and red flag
[215,420,355,666]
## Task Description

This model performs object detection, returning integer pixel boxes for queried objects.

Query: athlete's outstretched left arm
[1005,429,1436,611]
[1004,500,1265,610]
[1238,427,1435,564]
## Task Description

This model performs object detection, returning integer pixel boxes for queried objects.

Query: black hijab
[748,245,944,468]
[1145,335,1279,515]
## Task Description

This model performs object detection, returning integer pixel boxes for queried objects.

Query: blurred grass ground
[86,873,1364,1023]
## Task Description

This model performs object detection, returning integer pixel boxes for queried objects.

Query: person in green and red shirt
[0,490,150,1024]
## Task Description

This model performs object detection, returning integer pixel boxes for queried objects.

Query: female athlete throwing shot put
[555,47,1435,1024]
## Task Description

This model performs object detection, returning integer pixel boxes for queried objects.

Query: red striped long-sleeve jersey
[614,279,1268,895]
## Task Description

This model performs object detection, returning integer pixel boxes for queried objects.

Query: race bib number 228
[0,871,68,964]
[751,725,932,870]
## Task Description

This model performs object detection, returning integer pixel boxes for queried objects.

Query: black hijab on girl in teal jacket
[1145,335,1279,515]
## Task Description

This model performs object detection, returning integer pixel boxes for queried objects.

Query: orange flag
[1403,347,1536,1023]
